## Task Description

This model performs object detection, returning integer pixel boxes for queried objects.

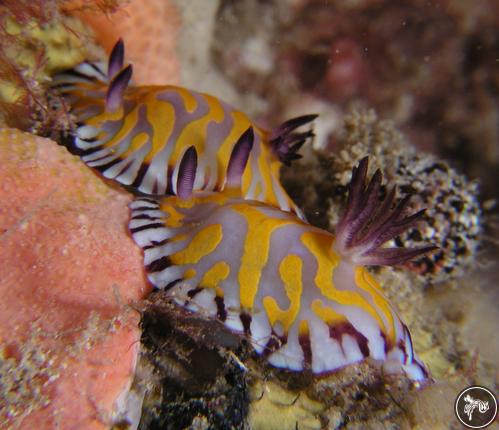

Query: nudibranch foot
[52,39,316,218]
[129,157,434,382]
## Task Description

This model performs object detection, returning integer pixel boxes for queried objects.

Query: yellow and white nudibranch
[52,39,315,219]
[129,155,436,381]
[53,39,436,382]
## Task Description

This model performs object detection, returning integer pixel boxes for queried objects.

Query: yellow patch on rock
[248,380,325,430]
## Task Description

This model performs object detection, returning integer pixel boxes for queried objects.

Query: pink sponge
[0,128,150,429]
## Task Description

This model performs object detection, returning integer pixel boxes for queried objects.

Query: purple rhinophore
[226,127,254,188]
[107,38,125,80]
[106,64,133,112]
[177,146,198,200]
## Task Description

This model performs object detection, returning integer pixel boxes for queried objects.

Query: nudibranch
[129,155,437,381]
[52,39,315,218]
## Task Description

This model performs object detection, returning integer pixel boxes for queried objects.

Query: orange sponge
[71,0,182,85]
[0,128,150,429]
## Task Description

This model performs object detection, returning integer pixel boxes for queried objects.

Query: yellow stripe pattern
[151,192,401,347]
[60,76,299,215]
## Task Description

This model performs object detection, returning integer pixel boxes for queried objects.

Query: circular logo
[455,386,497,429]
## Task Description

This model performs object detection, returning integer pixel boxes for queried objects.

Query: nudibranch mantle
[52,39,315,218]
[129,158,435,381]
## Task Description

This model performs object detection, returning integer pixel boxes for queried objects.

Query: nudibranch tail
[335,157,438,266]
[270,114,318,166]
